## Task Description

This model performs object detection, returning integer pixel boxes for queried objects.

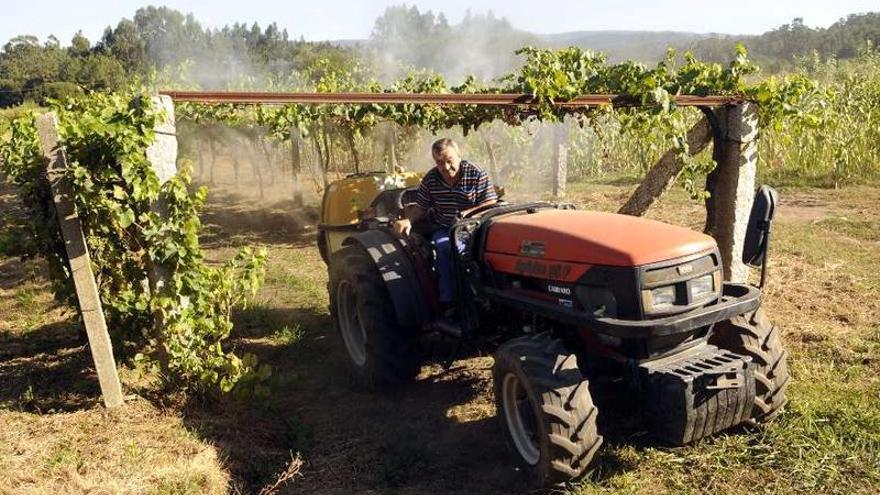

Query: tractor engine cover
[481,208,722,327]
[483,209,717,270]
[639,344,756,445]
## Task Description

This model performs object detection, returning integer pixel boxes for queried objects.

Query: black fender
[342,229,429,328]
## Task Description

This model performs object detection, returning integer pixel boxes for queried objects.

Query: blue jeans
[431,227,465,304]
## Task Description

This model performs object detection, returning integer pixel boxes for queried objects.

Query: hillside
[685,12,880,67]
[537,30,712,62]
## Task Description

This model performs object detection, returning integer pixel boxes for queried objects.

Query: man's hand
[395,204,426,237]
[393,218,412,237]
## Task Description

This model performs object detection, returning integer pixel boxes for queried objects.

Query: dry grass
[0,400,228,495]
[0,254,231,494]
[0,182,231,494]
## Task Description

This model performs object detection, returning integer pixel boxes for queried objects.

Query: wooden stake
[35,113,124,408]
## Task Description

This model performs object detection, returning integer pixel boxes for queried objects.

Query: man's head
[431,138,462,184]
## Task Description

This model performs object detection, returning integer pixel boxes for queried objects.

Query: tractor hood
[484,210,717,267]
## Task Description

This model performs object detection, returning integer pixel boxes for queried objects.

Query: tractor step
[431,320,463,338]
[639,344,756,445]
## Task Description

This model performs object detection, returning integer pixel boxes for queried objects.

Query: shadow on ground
[0,318,100,413]
[178,303,659,494]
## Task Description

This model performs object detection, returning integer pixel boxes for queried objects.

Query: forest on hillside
[685,13,880,68]
[2,5,880,106]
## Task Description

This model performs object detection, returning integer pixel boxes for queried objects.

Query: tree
[73,55,126,91]
[98,19,148,74]
[686,13,880,67]
[69,31,91,57]
[0,35,71,104]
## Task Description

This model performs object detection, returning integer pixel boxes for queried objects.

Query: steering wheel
[459,200,505,219]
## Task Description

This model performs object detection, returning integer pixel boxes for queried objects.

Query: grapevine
[176,45,821,198]
[0,91,268,394]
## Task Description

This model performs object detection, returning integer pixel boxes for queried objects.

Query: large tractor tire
[329,245,420,388]
[710,307,790,421]
[493,334,602,486]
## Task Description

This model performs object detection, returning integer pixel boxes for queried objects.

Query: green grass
[272,324,306,346]
[813,217,880,243]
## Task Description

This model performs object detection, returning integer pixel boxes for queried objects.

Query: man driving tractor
[323,132,787,486]
[393,138,498,312]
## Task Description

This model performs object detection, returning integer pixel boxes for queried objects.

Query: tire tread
[710,308,789,421]
[494,333,603,485]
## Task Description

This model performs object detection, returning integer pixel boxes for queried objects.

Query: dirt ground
[1,163,878,494]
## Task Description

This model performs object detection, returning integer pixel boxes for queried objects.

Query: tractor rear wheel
[329,245,420,388]
[710,307,790,421]
[493,334,602,486]
[317,230,329,264]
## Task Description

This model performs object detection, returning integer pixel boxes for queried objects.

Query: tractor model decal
[514,258,573,280]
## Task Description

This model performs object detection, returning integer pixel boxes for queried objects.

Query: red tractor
[318,173,789,486]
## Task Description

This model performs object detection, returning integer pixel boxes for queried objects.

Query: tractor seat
[401,188,420,206]
[370,188,406,218]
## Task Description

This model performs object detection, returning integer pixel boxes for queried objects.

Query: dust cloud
[364,8,538,84]
[169,7,615,213]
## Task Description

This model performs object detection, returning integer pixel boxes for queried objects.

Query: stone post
[147,95,178,185]
[145,95,179,340]
[706,103,759,283]
[290,126,304,207]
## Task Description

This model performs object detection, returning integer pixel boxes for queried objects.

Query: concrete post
[706,103,759,283]
[145,95,179,338]
[552,124,568,198]
[36,113,125,408]
[290,126,304,207]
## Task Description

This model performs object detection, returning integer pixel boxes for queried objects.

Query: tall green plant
[761,45,880,186]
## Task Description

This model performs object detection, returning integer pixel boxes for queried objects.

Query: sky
[2,0,878,47]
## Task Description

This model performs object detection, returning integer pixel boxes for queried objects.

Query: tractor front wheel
[493,334,602,486]
[329,245,420,388]
[710,307,790,421]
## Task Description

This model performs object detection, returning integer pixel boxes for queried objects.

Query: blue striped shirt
[416,160,497,228]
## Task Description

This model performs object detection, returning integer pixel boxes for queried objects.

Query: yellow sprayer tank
[319,171,422,260]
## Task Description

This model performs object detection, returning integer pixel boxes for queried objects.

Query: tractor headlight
[650,286,676,308]
[689,274,714,301]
